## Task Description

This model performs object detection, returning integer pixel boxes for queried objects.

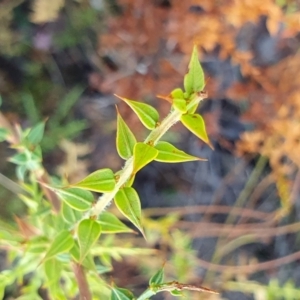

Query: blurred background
[1,0,300,299]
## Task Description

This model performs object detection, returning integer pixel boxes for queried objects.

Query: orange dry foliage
[96,0,300,210]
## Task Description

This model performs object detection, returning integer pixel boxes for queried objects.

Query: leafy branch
[0,46,217,299]
[90,90,207,217]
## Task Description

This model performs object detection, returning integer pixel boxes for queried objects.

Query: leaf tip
[114,94,127,103]
[140,227,147,241]
[156,94,172,103]
[207,140,214,150]
[197,157,208,162]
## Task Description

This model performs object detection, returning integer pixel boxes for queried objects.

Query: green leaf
[16,165,28,181]
[96,264,112,274]
[43,230,74,262]
[155,141,205,163]
[171,88,185,99]
[184,45,205,97]
[133,143,158,174]
[149,267,164,285]
[9,149,41,171]
[98,212,133,233]
[0,128,8,142]
[55,188,94,211]
[116,108,137,159]
[0,271,15,300]
[0,285,4,300]
[9,152,28,165]
[61,202,82,224]
[77,219,101,262]
[69,240,81,262]
[27,236,48,253]
[114,187,144,236]
[0,221,23,243]
[44,258,63,284]
[180,114,213,148]
[33,145,43,160]
[170,290,182,296]
[116,95,159,130]
[172,98,187,113]
[27,121,46,145]
[111,286,135,300]
[71,169,116,193]
[69,240,97,271]
[0,230,23,244]
[49,86,84,125]
[21,93,40,124]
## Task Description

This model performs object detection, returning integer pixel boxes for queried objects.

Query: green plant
[21,86,88,152]
[0,46,217,299]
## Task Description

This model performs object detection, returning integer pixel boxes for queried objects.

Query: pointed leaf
[170,290,182,296]
[184,46,205,97]
[16,165,28,181]
[149,267,164,285]
[96,264,112,274]
[27,236,48,253]
[27,121,46,145]
[55,188,94,211]
[9,152,28,165]
[71,168,115,193]
[69,240,97,271]
[114,187,144,236]
[116,108,137,159]
[180,114,213,148]
[61,202,82,225]
[0,128,9,142]
[98,212,133,234]
[77,219,101,262]
[10,149,41,173]
[133,143,158,174]
[111,286,135,300]
[44,258,63,284]
[173,98,187,113]
[43,230,74,262]
[116,95,159,129]
[154,141,205,163]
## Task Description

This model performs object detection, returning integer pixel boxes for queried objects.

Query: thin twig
[180,220,300,238]
[196,249,300,275]
[142,205,274,221]
[0,173,26,195]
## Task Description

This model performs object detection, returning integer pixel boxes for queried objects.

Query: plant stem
[73,262,92,300]
[89,93,206,218]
